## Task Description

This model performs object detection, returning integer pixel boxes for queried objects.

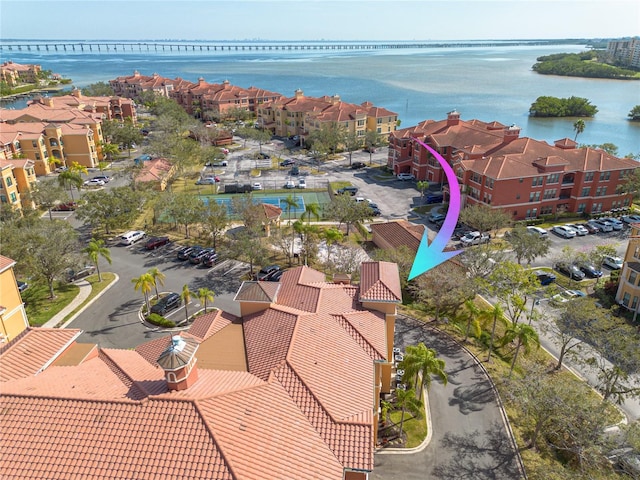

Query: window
[532,176,544,187]
[629,271,637,286]
[35,153,41,160]
[592,203,603,213]
[540,206,553,215]
[577,203,587,213]
[5,176,13,187]
[9,192,17,203]
[581,187,591,197]
[0,194,5,203]
[585,172,594,182]
[543,189,556,200]
[529,191,541,202]
[32,140,37,148]
[471,172,481,184]
[596,186,607,197]
[526,208,538,219]
[485,177,494,189]
[547,173,560,184]
[635,246,640,260]
[623,292,631,307]
[600,171,611,181]
[633,296,639,310]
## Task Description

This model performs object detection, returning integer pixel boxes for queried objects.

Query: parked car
[177,245,199,260]
[552,289,587,304]
[551,225,576,239]
[267,269,285,282]
[83,178,105,187]
[257,152,271,159]
[351,161,366,169]
[17,281,28,293]
[187,246,206,263]
[425,192,444,204]
[460,231,490,247]
[565,224,588,236]
[65,265,96,282]
[555,262,586,280]
[144,236,170,250]
[257,265,281,281]
[196,176,219,185]
[298,177,307,189]
[290,166,300,176]
[336,186,358,196]
[588,219,613,232]
[52,201,78,211]
[428,212,446,223]
[54,166,68,173]
[119,230,146,246]
[576,262,603,278]
[397,172,415,181]
[205,160,228,167]
[284,180,296,189]
[252,182,263,190]
[534,270,556,286]
[201,251,219,268]
[190,248,213,265]
[91,175,111,183]
[526,226,549,238]
[621,214,640,225]
[280,159,295,166]
[602,255,623,270]
[150,292,182,315]
[601,217,624,230]
[575,222,599,234]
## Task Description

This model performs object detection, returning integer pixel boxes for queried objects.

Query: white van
[120,230,146,246]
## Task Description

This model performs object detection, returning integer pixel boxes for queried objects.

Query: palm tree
[282,194,299,262]
[132,273,154,314]
[400,342,447,402]
[83,238,111,282]
[395,387,423,441]
[147,267,166,299]
[502,322,540,377]
[484,303,505,363]
[304,202,321,227]
[197,287,215,313]
[100,142,120,163]
[573,119,586,141]
[57,170,83,201]
[323,227,343,267]
[462,299,482,343]
[69,161,89,177]
[181,284,193,323]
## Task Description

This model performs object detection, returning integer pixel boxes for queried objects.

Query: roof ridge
[336,312,385,360]
[98,349,149,398]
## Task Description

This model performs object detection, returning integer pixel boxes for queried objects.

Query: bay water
[2,42,639,155]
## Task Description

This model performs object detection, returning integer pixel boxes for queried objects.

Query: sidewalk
[42,280,93,328]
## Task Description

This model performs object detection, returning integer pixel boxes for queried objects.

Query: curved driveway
[372,316,524,480]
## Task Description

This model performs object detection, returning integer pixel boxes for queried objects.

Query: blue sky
[1,0,638,41]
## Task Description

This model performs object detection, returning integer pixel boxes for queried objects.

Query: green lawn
[23,281,79,327]
[388,409,428,448]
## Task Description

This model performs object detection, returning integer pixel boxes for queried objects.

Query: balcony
[562,175,575,185]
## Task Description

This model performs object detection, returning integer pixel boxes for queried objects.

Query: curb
[58,274,120,329]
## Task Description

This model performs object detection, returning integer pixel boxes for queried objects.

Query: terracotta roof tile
[338,311,387,361]
[187,308,238,341]
[233,280,280,303]
[0,254,16,273]
[359,261,402,303]
[370,220,424,253]
[0,328,82,382]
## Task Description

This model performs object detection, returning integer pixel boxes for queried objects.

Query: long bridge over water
[0,40,563,54]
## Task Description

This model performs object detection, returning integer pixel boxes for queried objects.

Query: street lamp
[528,298,540,325]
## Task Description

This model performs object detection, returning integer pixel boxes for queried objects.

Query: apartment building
[0,255,30,343]
[109,70,193,98]
[0,262,401,480]
[257,89,398,143]
[616,224,640,320]
[51,89,137,122]
[0,61,41,86]
[0,158,37,212]
[607,37,640,69]
[388,110,638,221]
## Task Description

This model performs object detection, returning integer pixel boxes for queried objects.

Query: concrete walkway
[42,275,118,329]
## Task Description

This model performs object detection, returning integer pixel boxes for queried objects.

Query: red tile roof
[359,261,403,303]
[370,220,424,253]
[0,254,16,273]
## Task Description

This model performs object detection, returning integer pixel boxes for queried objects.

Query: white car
[564,224,587,236]
[601,217,624,230]
[551,225,576,239]
[119,230,146,246]
[460,231,490,247]
[284,180,295,189]
[83,178,105,187]
[297,178,306,189]
[588,219,613,232]
[602,255,623,270]
[252,182,263,190]
[526,226,548,238]
[397,172,415,181]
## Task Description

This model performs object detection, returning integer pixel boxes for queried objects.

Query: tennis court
[200,191,331,218]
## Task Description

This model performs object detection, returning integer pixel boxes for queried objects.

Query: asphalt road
[372,316,524,480]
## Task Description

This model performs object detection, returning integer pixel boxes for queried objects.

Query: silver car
[551,225,576,239]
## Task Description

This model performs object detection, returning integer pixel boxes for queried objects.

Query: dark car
[577,262,603,278]
[52,201,78,211]
[290,166,300,176]
[17,281,28,293]
[187,246,206,263]
[555,262,586,281]
[150,292,182,315]
[201,251,219,268]
[575,222,599,234]
[425,193,444,204]
[336,186,358,196]
[144,236,170,250]
[258,152,271,159]
[190,248,213,265]
[280,159,295,166]
[257,265,281,281]
[370,206,381,216]
[65,265,96,282]
[351,161,366,169]
[177,246,198,261]
[534,270,556,286]
[267,269,285,282]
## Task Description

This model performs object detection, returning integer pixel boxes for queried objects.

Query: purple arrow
[408,138,462,280]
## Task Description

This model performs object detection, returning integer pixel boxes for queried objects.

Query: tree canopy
[529,95,598,118]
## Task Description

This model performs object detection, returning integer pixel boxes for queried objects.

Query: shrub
[146,313,176,328]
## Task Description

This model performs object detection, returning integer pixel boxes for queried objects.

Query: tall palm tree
[502,322,540,377]
[395,387,423,441]
[304,202,321,227]
[132,273,154,314]
[100,142,120,163]
[147,267,166,299]
[323,227,343,267]
[462,299,482,343]
[484,303,505,363]
[197,287,215,313]
[573,119,586,141]
[83,238,111,282]
[57,170,83,201]
[181,284,193,323]
[400,342,447,402]
[69,161,89,177]
[282,194,299,262]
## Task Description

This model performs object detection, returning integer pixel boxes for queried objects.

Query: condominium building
[0,262,401,480]
[388,110,638,221]
[0,255,29,343]
[0,61,41,86]
[0,158,37,212]
[607,37,640,69]
[616,224,640,320]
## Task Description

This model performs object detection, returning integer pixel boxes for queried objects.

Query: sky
[0,0,638,41]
